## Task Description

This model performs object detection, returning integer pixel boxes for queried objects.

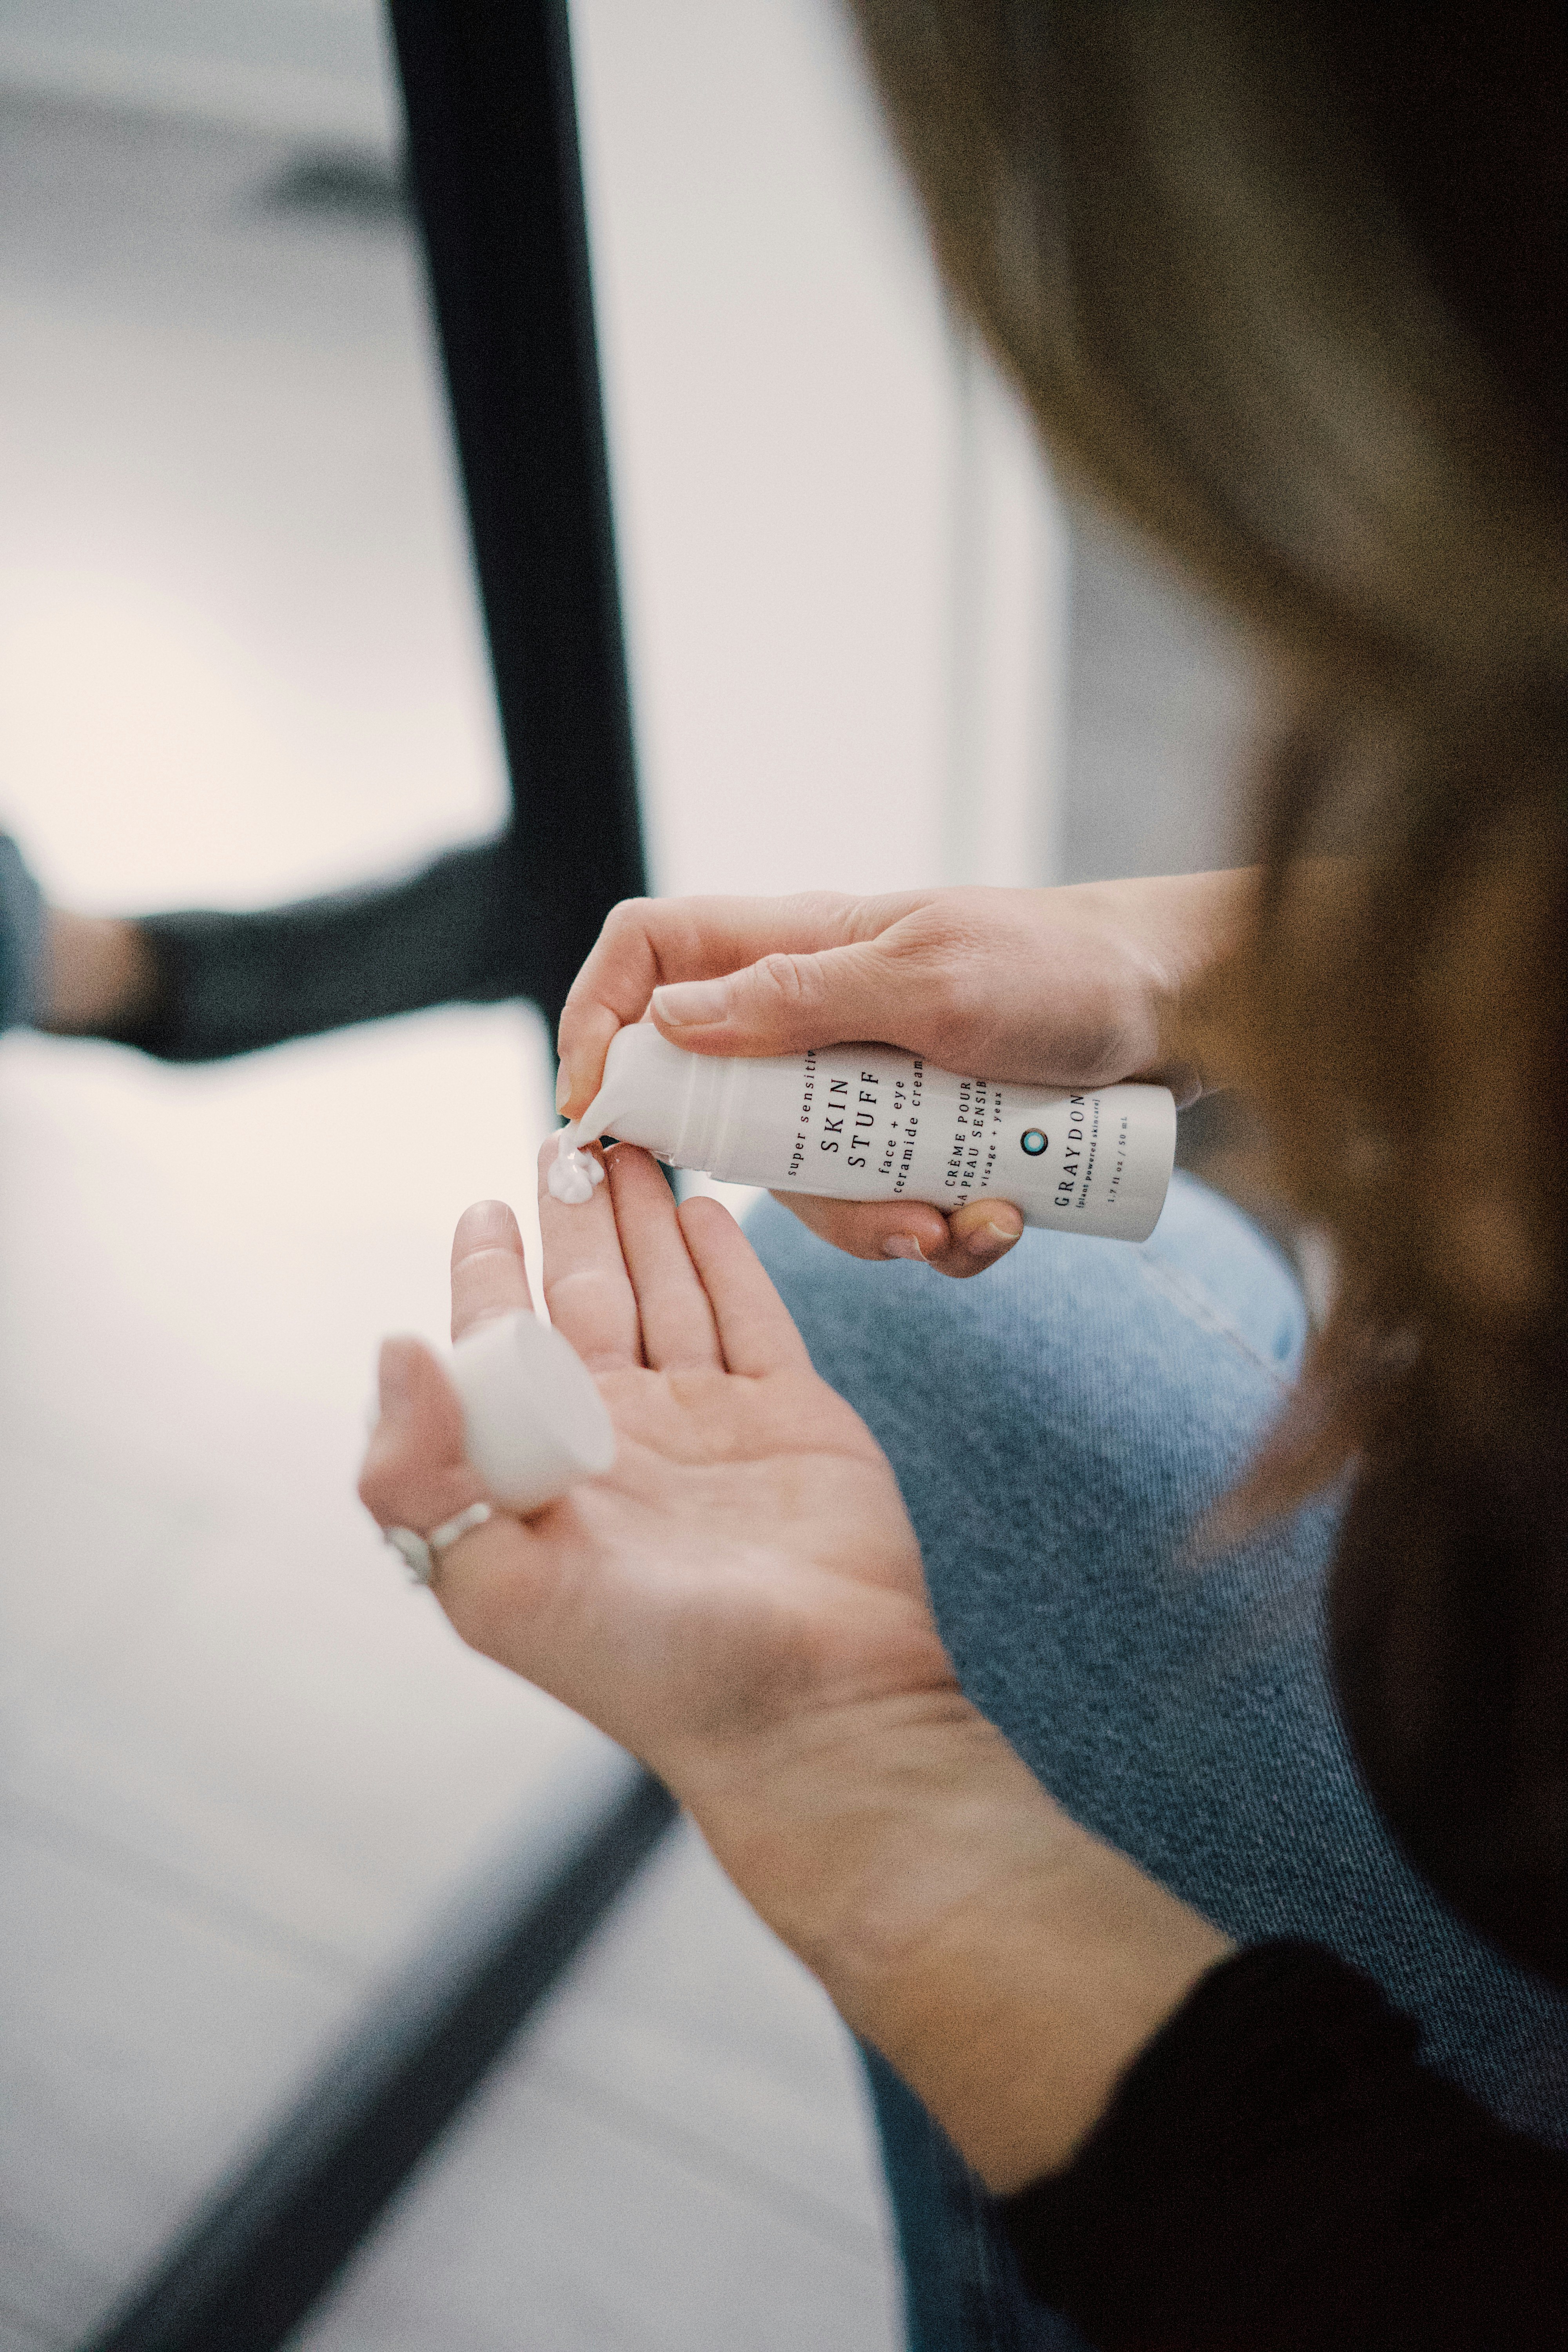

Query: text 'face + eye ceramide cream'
[557,1027,1176,1241]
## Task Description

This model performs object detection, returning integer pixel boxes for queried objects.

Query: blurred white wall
[573,0,1067,898]
[0,0,1069,911]
[0,0,400,144]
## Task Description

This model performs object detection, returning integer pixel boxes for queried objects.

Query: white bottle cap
[448,1310,616,1515]
[575,1022,734,1165]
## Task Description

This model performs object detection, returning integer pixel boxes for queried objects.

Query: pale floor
[0,1011,899,2352]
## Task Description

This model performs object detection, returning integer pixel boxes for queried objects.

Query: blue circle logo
[1020,1129,1048,1156]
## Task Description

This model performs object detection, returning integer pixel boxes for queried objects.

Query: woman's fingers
[360,1338,544,1664]
[450,1199,534,1342]
[535,1138,806,1379]
[603,1146,723,1370]
[359,1335,493,1539]
[925,1198,1026,1279]
[678,1196,814,1376]
[647,936,914,1063]
[555,888,923,1119]
[777,1192,954,1265]
[536,1136,645,1370]
[773,1191,1025,1280]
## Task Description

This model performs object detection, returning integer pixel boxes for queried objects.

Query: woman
[361,3,1567,2343]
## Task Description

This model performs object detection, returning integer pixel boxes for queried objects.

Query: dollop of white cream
[547,1126,607,1206]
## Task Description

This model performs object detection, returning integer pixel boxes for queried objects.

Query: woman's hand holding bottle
[555,875,1252,1276]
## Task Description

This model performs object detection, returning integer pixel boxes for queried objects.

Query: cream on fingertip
[547,1127,606,1206]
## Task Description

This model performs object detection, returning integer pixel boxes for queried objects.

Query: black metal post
[388,0,647,1037]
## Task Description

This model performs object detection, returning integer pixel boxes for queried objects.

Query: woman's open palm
[359,1143,955,1795]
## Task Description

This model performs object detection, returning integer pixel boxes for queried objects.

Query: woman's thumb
[650,941,901,1054]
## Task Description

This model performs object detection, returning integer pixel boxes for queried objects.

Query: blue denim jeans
[750,1174,1568,2351]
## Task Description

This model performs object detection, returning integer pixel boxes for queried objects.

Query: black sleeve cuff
[1000,1940,1568,2352]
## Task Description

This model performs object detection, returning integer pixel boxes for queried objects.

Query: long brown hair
[846,0,1568,1973]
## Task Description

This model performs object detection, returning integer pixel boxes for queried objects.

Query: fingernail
[965,1220,1021,1258]
[554,1063,572,1112]
[458,1197,516,1245]
[652,978,730,1027]
[882,1234,926,1262]
[378,1339,415,1415]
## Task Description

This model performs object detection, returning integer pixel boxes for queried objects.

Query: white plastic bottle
[559,1025,1176,1241]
